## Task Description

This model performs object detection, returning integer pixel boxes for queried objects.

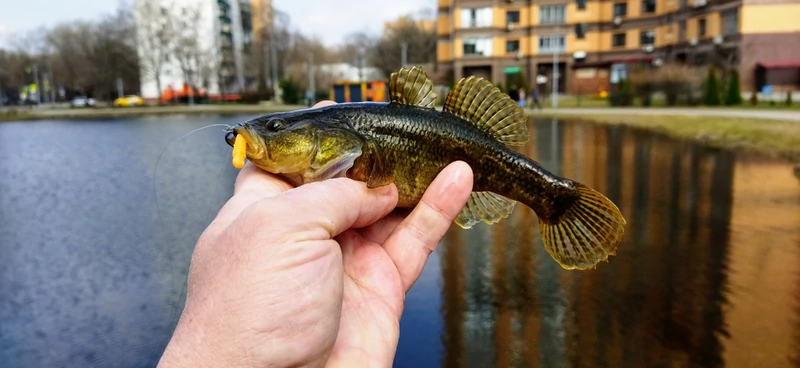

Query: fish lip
[232,124,266,160]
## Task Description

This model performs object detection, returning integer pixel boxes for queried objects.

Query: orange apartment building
[436,0,800,96]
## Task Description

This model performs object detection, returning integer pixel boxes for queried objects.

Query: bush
[609,78,635,106]
[703,67,721,106]
[628,63,703,106]
[724,69,743,105]
[279,77,302,105]
[749,92,759,105]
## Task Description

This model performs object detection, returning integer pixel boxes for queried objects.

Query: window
[463,36,493,56]
[576,0,587,10]
[678,20,687,41]
[506,10,520,24]
[540,5,566,24]
[612,32,626,47]
[641,0,656,13]
[575,23,587,39]
[640,29,655,45]
[698,18,707,36]
[613,3,627,16]
[539,35,565,53]
[461,7,493,28]
[610,63,627,83]
[721,9,738,35]
[506,39,520,53]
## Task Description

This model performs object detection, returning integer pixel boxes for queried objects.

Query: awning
[757,61,800,69]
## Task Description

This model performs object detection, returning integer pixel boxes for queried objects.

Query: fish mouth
[225,124,265,160]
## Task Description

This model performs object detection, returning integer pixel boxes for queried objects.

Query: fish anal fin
[537,182,627,271]
[388,66,438,108]
[453,192,517,229]
[443,76,530,147]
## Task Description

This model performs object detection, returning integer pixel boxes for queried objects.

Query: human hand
[157,101,475,368]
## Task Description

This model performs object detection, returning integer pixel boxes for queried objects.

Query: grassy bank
[0,104,307,123]
[534,112,800,162]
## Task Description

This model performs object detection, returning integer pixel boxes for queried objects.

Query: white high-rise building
[134,0,265,101]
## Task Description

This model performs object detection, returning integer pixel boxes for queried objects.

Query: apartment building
[436,0,800,95]
[136,0,268,100]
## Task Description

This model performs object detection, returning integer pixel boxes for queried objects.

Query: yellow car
[113,95,145,107]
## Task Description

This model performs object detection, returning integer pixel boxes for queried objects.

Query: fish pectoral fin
[363,140,394,188]
[387,66,438,108]
[305,146,363,183]
[454,192,517,229]
[442,76,530,147]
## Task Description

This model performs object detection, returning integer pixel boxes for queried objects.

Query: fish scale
[225,66,627,271]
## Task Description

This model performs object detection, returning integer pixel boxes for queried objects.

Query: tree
[172,3,203,104]
[703,67,721,106]
[135,0,176,104]
[368,14,436,77]
[724,69,742,106]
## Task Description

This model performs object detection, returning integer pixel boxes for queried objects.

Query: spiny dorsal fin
[443,76,530,146]
[388,66,438,108]
[454,191,517,229]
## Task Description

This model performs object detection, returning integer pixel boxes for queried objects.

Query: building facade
[436,0,800,96]
[135,0,268,101]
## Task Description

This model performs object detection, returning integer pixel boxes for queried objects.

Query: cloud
[275,0,434,46]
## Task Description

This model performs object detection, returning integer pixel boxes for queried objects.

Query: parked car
[113,95,145,107]
[71,96,96,108]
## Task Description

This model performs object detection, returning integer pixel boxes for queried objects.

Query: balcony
[437,16,451,36]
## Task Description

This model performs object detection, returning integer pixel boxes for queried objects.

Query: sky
[0,0,434,48]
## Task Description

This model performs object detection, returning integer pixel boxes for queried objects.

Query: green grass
[535,112,800,162]
[534,95,799,110]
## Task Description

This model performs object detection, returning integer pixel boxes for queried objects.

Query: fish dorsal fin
[388,66,438,108]
[443,76,530,146]
[454,192,517,229]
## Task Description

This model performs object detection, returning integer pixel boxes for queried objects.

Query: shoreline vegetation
[3,103,798,163]
[533,111,800,162]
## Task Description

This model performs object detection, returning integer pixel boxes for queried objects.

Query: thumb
[241,178,400,241]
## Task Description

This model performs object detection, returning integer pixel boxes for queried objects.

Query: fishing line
[153,123,231,230]
[152,122,233,334]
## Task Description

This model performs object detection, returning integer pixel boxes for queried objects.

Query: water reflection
[1,115,798,368]
[436,118,800,368]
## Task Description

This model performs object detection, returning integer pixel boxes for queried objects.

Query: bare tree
[172,3,202,104]
[369,14,436,77]
[135,0,176,104]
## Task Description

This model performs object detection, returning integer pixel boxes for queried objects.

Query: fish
[224,66,626,270]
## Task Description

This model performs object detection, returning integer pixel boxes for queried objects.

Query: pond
[0,114,798,368]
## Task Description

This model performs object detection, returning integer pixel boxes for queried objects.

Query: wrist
[157,309,245,368]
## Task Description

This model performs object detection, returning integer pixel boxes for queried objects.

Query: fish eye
[266,119,284,132]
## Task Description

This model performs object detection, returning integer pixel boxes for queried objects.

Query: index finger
[381,161,474,292]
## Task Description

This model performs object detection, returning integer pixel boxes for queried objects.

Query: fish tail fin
[537,182,626,270]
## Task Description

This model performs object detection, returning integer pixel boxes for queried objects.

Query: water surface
[0,115,798,368]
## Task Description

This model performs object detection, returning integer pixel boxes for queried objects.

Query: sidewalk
[530,107,800,122]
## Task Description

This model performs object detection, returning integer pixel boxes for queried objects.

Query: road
[530,107,800,122]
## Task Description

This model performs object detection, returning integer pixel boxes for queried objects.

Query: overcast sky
[0,0,434,48]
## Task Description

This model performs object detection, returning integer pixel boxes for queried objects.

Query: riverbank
[0,103,307,122]
[532,108,800,162]
[5,103,799,162]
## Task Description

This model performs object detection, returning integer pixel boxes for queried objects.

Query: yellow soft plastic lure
[232,134,247,168]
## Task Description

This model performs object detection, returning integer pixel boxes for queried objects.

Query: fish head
[225,110,366,181]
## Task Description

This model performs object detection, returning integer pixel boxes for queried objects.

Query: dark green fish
[225,66,626,270]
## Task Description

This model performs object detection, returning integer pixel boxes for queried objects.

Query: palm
[326,214,412,366]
